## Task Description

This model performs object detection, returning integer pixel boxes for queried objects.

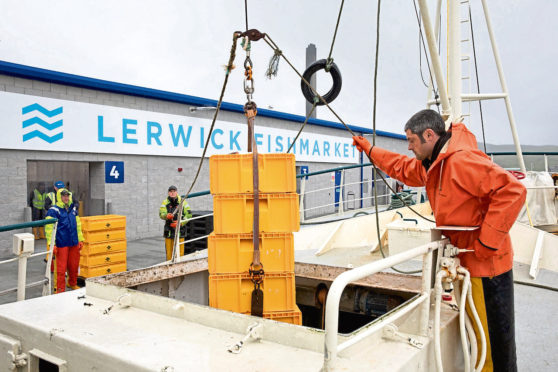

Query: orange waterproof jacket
[369,123,526,277]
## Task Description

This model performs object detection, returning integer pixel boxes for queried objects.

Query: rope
[263,35,356,136]
[287,101,318,153]
[262,32,434,224]
[387,192,415,209]
[468,3,487,153]
[171,32,241,254]
[183,32,240,198]
[326,0,346,69]
[368,0,423,275]
[265,48,282,79]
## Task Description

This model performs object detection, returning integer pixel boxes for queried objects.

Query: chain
[242,37,254,102]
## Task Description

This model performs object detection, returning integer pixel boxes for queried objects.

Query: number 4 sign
[105,161,124,183]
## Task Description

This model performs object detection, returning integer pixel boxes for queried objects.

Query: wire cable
[287,101,318,153]
[327,0,346,63]
[262,33,434,224]
[244,0,249,31]
[468,3,487,153]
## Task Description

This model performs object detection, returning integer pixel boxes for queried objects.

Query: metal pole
[426,0,443,108]
[417,0,451,120]
[419,249,433,336]
[306,44,317,119]
[480,0,527,173]
[338,170,344,216]
[173,205,184,262]
[42,221,57,296]
[299,178,306,223]
[17,253,29,301]
[544,155,548,172]
[448,0,462,122]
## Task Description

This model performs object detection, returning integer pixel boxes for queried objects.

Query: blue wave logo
[22,103,63,143]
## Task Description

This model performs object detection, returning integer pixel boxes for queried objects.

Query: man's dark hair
[404,109,446,143]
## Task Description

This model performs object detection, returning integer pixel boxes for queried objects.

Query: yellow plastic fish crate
[262,306,302,325]
[80,215,126,231]
[209,272,296,313]
[213,193,299,234]
[79,262,127,278]
[82,228,126,243]
[80,240,127,256]
[80,251,126,267]
[208,232,294,274]
[210,153,296,194]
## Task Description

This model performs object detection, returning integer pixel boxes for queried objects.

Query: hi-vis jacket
[159,196,192,239]
[45,189,84,248]
[369,123,526,277]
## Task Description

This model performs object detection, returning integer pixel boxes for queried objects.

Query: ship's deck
[0,237,557,371]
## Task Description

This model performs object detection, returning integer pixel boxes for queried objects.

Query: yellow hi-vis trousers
[165,238,184,261]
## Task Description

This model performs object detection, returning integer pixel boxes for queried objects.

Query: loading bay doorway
[27,161,106,217]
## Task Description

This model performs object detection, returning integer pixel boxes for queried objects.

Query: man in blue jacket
[45,189,84,293]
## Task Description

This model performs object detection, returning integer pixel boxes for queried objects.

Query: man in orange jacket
[353,109,526,372]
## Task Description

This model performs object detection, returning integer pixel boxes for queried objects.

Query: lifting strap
[245,101,264,317]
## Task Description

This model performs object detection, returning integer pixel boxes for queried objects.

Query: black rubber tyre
[301,59,342,105]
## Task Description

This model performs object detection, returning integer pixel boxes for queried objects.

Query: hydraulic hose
[454,279,478,372]
[466,278,487,371]
[465,313,478,372]
[434,270,447,372]
[458,270,472,372]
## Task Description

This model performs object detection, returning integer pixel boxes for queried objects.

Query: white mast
[419,0,527,172]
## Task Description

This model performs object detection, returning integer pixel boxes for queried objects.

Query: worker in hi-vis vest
[44,181,79,261]
[44,180,80,211]
[159,185,192,261]
[28,182,46,239]
[45,189,84,293]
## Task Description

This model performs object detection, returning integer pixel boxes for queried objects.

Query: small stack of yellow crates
[208,153,301,325]
[79,215,127,278]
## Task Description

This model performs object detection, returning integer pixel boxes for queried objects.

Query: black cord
[371,0,422,275]
[418,27,429,88]
[412,0,440,112]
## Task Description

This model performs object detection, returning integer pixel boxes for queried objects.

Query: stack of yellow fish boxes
[208,153,301,324]
[79,215,127,278]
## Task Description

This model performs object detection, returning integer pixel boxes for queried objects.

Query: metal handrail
[0,250,48,267]
[297,162,376,178]
[304,180,376,196]
[174,162,391,202]
[323,240,442,370]
[0,218,57,233]
[303,193,392,213]
[0,279,47,297]
[488,151,558,156]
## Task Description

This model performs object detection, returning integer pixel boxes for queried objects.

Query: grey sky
[1,0,555,145]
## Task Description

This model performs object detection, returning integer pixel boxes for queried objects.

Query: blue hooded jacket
[45,189,84,247]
